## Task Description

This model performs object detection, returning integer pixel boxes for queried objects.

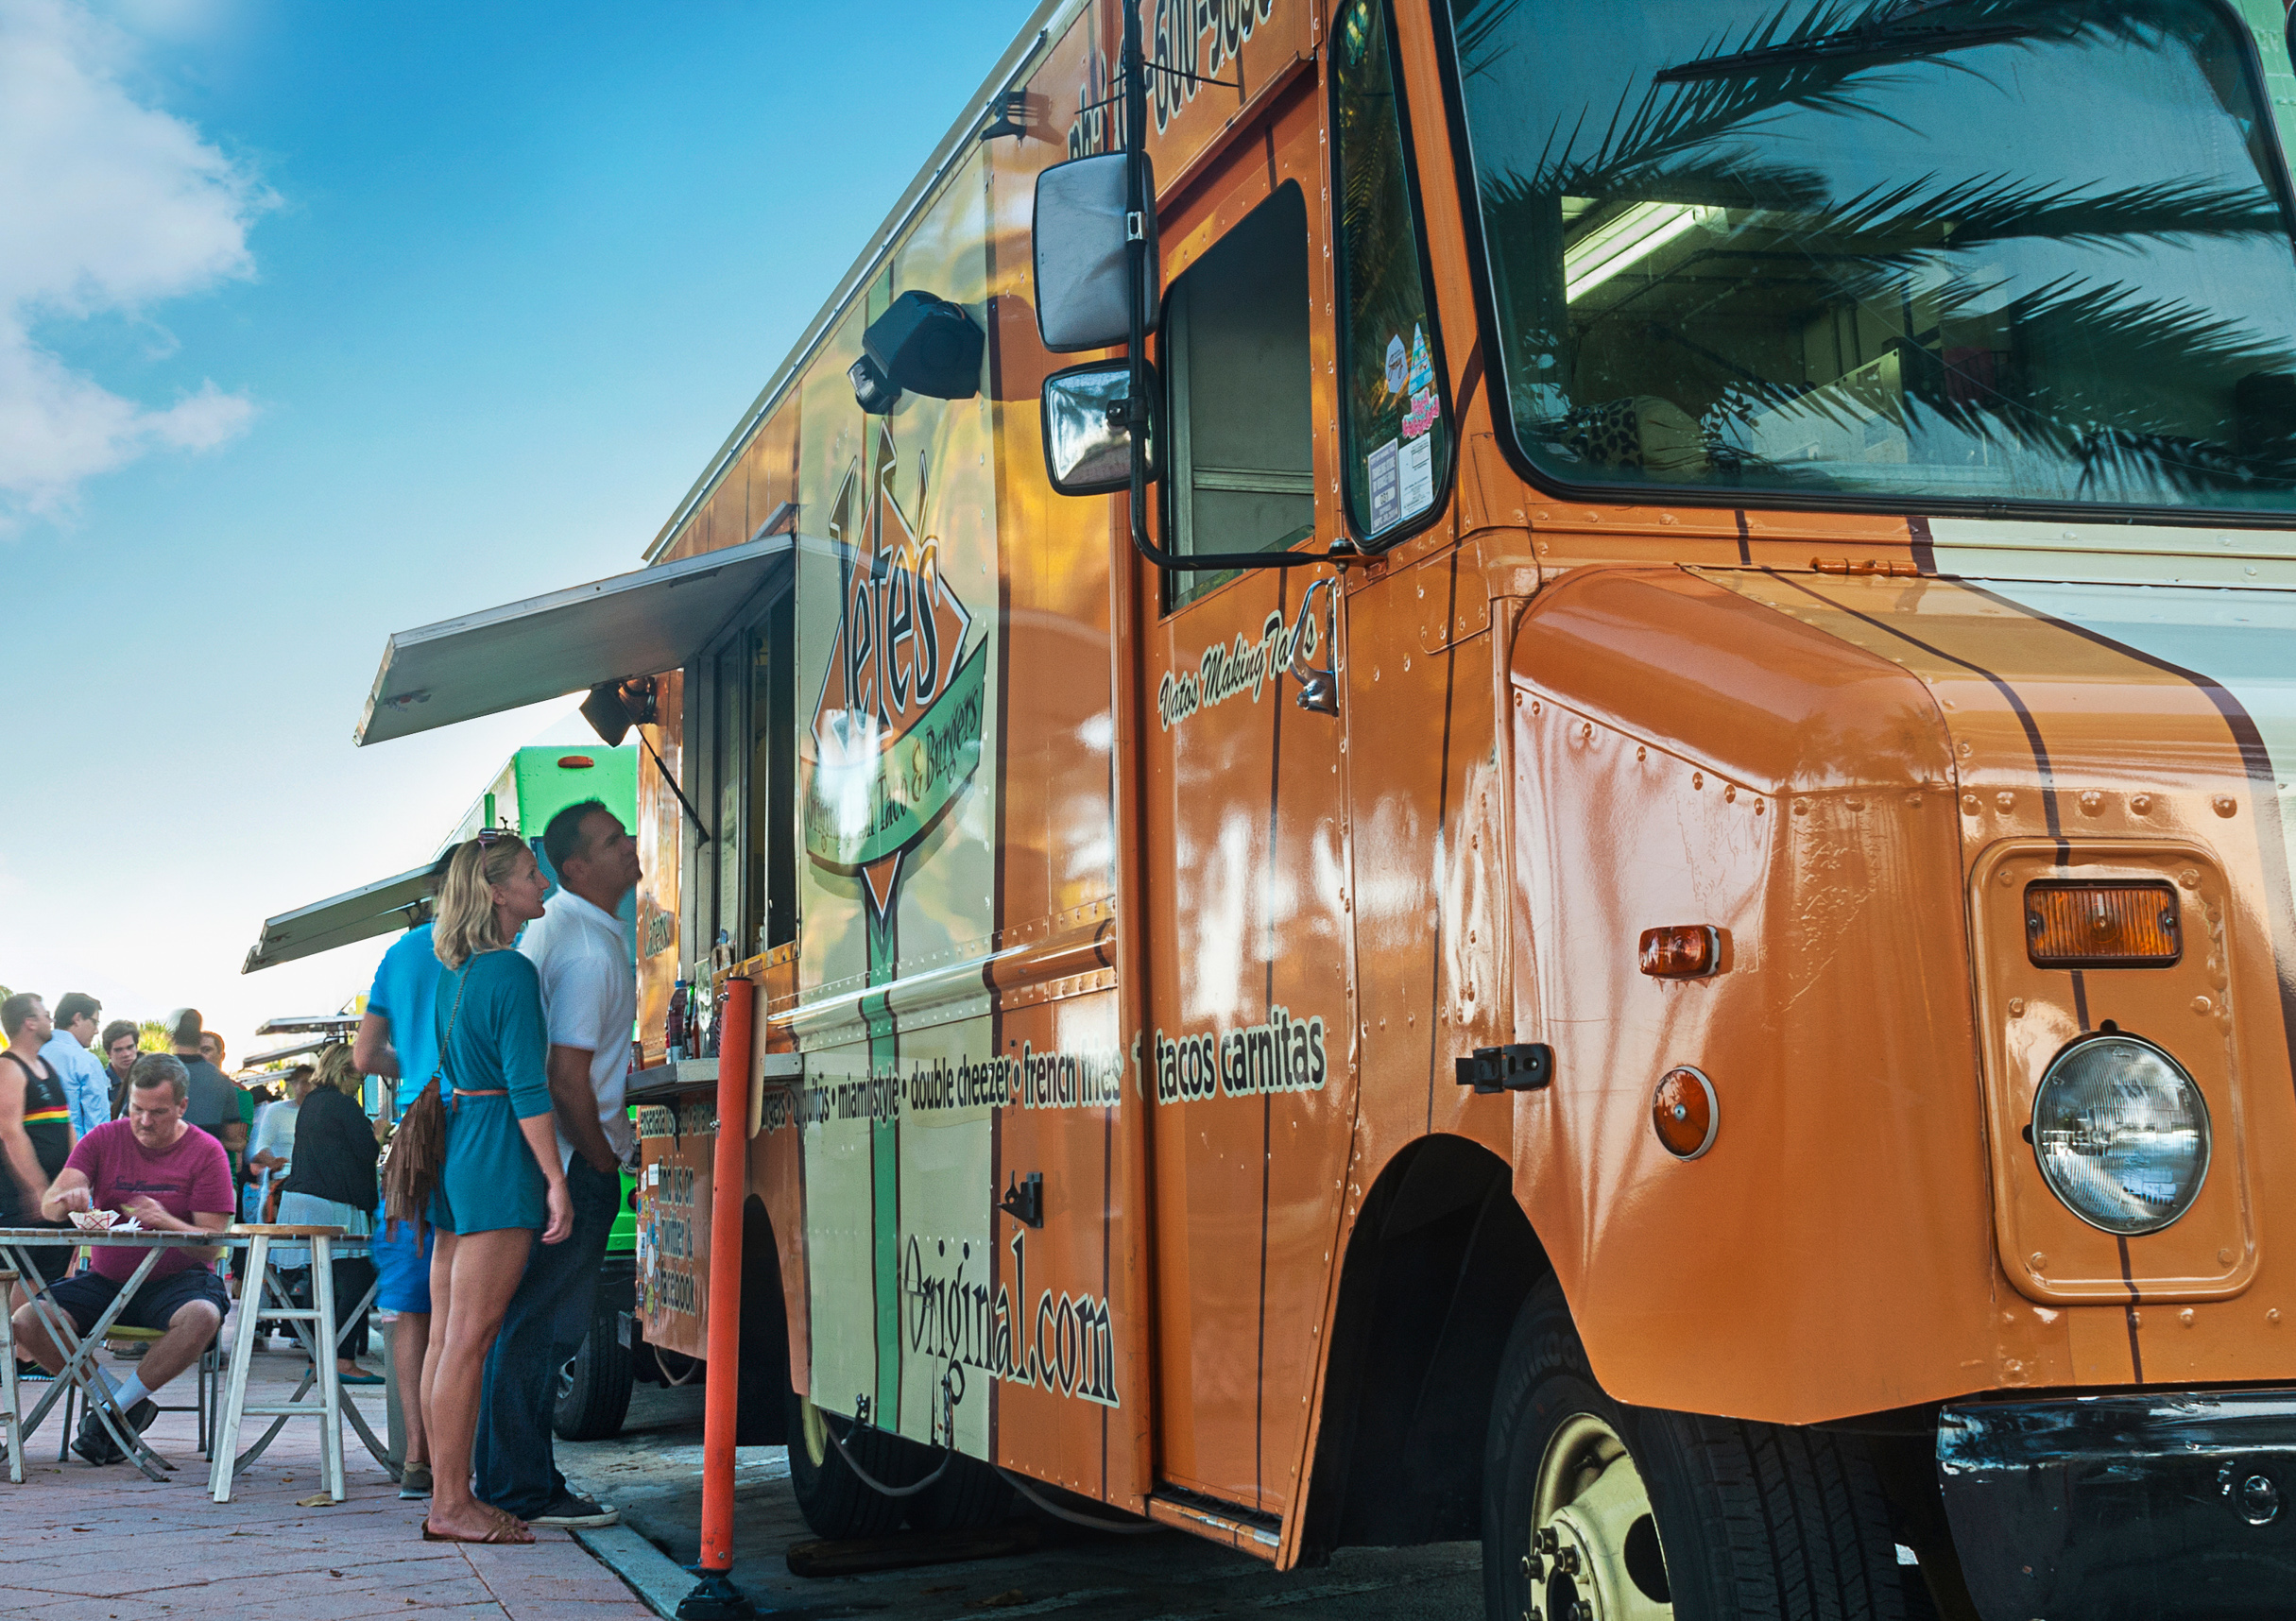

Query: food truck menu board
[635,1099,713,1361]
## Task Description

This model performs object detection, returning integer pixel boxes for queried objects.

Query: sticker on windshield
[1408,324,1433,395]
[1384,333,1408,398]
[1402,386,1439,441]
[1368,438,1400,531]
[1400,435,1433,517]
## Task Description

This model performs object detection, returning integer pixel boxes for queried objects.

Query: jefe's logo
[805,423,986,915]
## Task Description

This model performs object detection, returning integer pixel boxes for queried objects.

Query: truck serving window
[1334,0,1451,543]
[1162,181,1317,608]
[1442,0,2296,515]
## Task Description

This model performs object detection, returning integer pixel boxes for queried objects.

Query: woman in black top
[1,994,76,1294]
[278,1047,383,1378]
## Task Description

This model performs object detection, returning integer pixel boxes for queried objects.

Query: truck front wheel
[1483,1278,1915,1621]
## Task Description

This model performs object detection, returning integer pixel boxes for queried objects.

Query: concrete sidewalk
[0,1319,656,1620]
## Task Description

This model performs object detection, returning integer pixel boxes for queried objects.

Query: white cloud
[0,0,270,518]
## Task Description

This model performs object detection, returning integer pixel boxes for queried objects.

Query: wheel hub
[798,1391,831,1469]
[1522,1414,1672,1621]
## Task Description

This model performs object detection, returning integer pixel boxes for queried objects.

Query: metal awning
[355,534,793,746]
[242,864,432,974]
[240,1037,338,1069]
[255,1015,362,1037]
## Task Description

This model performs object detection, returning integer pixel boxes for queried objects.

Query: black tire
[905,1451,1014,1532]
[553,1301,635,1442]
[1483,1276,1911,1621]
[783,1380,936,1541]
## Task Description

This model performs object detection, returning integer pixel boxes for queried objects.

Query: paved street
[0,1321,653,1621]
[557,1382,1483,1620]
[1,1317,1481,1621]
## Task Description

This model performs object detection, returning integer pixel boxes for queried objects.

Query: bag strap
[431,957,476,1095]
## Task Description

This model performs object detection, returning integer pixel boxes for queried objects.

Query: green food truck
[243,742,656,1441]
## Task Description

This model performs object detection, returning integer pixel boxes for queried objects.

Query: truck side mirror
[1032,152,1158,352]
[1040,359,1159,495]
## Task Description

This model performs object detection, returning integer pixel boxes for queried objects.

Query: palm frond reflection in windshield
[1445,0,2296,510]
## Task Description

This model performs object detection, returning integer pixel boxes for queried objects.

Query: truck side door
[1135,79,1358,1526]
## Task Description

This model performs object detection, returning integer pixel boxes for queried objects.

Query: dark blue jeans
[473,1153,620,1516]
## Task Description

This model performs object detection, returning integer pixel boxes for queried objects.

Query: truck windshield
[1443,0,2296,514]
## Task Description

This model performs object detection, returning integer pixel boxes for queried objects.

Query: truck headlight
[2031,1033,2210,1236]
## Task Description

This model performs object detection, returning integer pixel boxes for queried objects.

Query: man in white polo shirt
[473,798,640,1529]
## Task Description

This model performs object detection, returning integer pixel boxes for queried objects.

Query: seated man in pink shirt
[10,1051,234,1464]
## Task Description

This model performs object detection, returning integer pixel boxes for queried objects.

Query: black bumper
[1938,1389,2296,1619]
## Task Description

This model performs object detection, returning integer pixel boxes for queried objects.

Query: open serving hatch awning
[240,1037,337,1070]
[243,864,435,974]
[355,534,793,747]
[255,1014,363,1037]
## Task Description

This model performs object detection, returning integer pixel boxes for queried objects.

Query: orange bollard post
[678,976,755,1621]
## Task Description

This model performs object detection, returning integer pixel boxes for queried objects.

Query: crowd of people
[3,795,645,1543]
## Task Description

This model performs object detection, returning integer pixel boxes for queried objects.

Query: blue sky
[0,0,1026,1059]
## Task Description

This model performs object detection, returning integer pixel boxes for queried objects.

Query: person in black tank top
[1,994,77,1292]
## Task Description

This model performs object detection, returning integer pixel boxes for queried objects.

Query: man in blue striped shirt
[42,992,111,1139]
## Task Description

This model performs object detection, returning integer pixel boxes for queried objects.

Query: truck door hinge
[1456,1043,1554,1094]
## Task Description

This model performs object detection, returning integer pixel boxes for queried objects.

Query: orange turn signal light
[2025,881,2181,968]
[1639,925,1720,980]
[1652,1066,1718,1159]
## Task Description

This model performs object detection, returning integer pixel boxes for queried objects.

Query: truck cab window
[1445,0,2296,515]
[1335,0,1450,543]
[1162,180,1317,609]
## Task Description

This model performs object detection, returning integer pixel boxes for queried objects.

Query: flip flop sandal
[421,1520,534,1544]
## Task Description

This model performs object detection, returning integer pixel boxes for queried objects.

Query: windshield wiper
[1655,18,2036,83]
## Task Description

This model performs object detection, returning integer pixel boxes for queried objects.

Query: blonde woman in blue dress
[420,834,572,1544]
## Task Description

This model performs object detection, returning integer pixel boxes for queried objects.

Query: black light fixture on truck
[849,290,984,413]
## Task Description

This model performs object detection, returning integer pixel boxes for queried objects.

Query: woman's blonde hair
[316,1044,363,1099]
[432,836,532,968]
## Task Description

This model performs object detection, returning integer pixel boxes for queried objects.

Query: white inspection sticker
[1368,438,1401,531]
[1400,435,1434,516]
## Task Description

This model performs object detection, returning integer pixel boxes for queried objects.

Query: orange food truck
[353,1,2296,1614]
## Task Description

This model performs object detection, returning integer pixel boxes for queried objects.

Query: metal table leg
[1,1265,21,1484]
[3,1240,173,1481]
[209,1234,268,1500]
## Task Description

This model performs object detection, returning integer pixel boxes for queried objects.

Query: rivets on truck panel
[2132,793,2154,814]
[2007,998,2026,1017]
[2080,790,2105,814]
[2029,1253,2048,1271]
[1996,791,2016,811]
[2182,1309,2197,1327]
[2194,996,2215,1015]
[2182,869,2202,889]
[2220,1248,2236,1265]
[2215,795,2239,817]
[1962,793,1980,814]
